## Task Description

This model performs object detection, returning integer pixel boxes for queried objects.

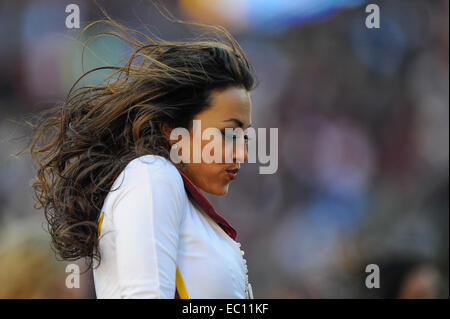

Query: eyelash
[220,130,250,141]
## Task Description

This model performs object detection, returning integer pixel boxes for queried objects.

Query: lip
[225,168,239,180]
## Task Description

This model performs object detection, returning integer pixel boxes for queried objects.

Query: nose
[234,138,248,163]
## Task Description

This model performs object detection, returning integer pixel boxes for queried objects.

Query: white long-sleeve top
[93,154,251,299]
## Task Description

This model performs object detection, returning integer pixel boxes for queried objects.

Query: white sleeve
[111,159,186,298]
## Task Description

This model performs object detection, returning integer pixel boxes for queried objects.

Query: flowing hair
[20,5,256,268]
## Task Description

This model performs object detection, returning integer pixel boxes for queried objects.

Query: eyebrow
[222,118,251,128]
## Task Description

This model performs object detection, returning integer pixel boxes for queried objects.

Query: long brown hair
[21,7,256,268]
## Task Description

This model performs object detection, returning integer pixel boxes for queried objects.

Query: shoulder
[108,155,187,209]
[116,154,183,188]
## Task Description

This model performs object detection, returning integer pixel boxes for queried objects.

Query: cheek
[184,162,224,183]
[199,162,225,182]
[186,133,225,162]
[205,136,234,163]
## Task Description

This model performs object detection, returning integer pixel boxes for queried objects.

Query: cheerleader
[27,12,256,299]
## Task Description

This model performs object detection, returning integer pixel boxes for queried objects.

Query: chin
[207,183,229,196]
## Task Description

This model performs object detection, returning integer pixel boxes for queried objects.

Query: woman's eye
[221,131,249,143]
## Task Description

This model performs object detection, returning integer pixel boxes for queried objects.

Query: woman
[27,12,257,299]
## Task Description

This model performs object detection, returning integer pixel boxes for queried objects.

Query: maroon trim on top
[176,168,237,240]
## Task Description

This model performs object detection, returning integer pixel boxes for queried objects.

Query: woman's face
[180,86,252,195]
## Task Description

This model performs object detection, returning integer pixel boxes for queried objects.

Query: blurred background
[0,0,448,298]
